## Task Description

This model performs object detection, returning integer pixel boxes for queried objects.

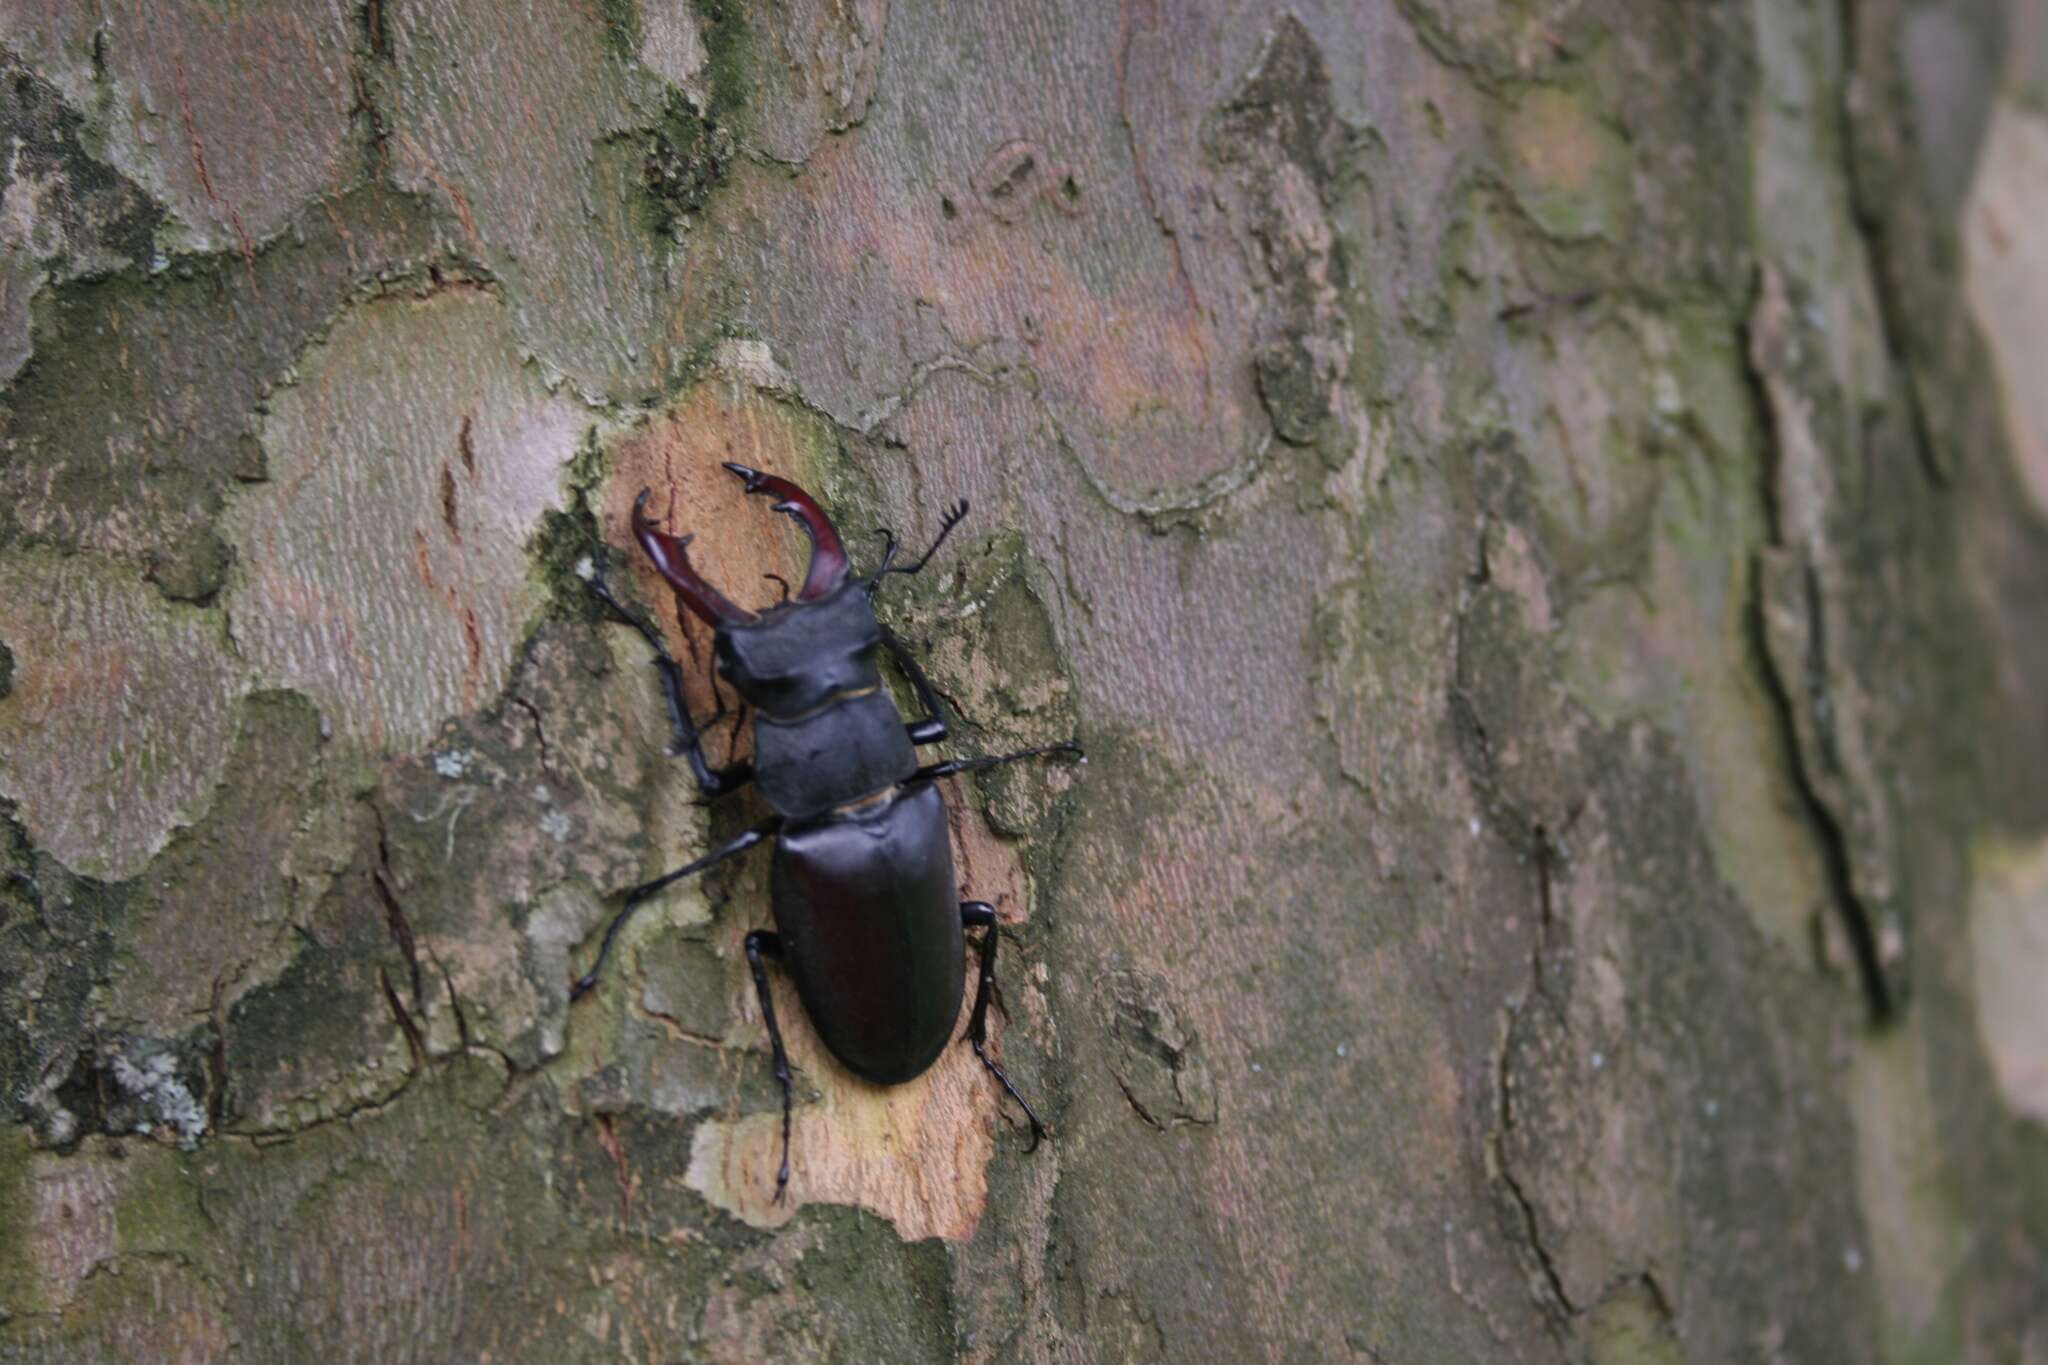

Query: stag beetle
[572,462,1079,1196]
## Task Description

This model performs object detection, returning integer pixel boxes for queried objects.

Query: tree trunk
[3,0,2046,1359]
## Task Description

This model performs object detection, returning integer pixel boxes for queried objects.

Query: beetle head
[713,583,886,719]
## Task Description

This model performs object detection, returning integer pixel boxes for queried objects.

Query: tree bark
[2,0,2046,1359]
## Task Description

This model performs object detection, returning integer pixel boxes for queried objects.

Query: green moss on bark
[0,1130,37,1316]
[643,89,735,233]
[639,1,752,235]
[529,503,610,624]
[692,0,754,125]
[599,0,643,62]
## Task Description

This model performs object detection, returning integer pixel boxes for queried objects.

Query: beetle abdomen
[770,783,965,1084]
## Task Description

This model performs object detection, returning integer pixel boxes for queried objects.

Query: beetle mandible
[572,461,1079,1197]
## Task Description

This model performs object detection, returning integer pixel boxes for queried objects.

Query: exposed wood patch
[601,380,837,756]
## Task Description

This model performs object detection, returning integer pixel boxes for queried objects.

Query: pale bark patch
[0,552,246,879]
[1968,832,2048,1124]
[1963,99,2048,519]
[223,287,580,754]
[28,1159,119,1308]
[1848,1028,1967,1350]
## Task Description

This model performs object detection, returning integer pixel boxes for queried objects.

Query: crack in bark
[593,1113,637,1224]
[379,964,427,1071]
[1489,810,1590,1324]
[1109,1071,1166,1132]
[362,0,389,59]
[428,946,472,1051]
[168,55,255,269]
[510,694,557,780]
[630,995,733,1050]
[1526,805,1586,997]
[1114,0,1215,426]
[206,975,230,1131]
[1494,1015,1574,1320]
[856,349,1274,527]
[1497,287,1601,323]
[221,1010,527,1146]
[237,1076,415,1145]
[1105,972,1218,1129]
[440,463,461,543]
[1832,0,1950,485]
[371,825,424,1011]
[1637,1268,1674,1324]
[1749,554,1896,1023]
[1455,608,1584,1322]
[1741,283,1900,1024]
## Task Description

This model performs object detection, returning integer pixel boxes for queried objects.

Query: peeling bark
[3,0,2048,1360]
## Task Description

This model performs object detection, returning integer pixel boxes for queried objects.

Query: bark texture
[2,0,2047,1360]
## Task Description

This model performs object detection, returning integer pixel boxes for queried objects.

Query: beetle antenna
[883,499,970,578]
[763,572,792,604]
[865,529,900,588]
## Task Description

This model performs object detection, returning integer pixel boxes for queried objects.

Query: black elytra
[573,461,1080,1198]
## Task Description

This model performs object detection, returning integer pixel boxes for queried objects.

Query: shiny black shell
[716,583,886,719]
[714,584,920,821]
[751,691,917,820]
[769,782,964,1084]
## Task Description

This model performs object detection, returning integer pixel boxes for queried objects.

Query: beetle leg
[913,739,1083,784]
[880,625,953,745]
[961,901,1047,1150]
[570,817,782,1001]
[585,558,754,798]
[744,929,797,1201]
